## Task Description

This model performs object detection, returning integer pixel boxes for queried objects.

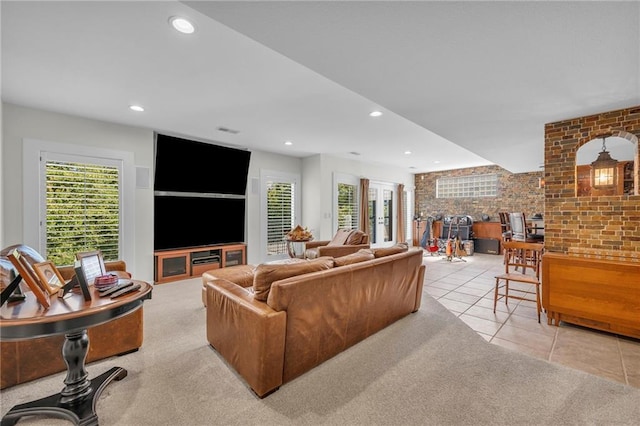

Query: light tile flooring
[420,251,640,388]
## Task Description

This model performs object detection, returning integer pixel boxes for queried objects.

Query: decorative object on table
[76,250,106,286]
[285,225,313,241]
[94,274,119,289]
[0,268,26,306]
[285,225,314,259]
[6,249,50,308]
[32,260,65,295]
[73,264,92,301]
[58,263,92,301]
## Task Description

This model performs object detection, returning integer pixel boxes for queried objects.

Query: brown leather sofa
[203,245,425,397]
[0,245,144,389]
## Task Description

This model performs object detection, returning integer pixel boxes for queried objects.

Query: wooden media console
[154,243,246,284]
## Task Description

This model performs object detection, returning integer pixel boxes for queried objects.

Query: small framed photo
[7,249,50,308]
[76,251,106,286]
[33,261,66,295]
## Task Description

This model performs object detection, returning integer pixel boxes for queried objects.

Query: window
[261,170,300,260]
[404,188,413,243]
[332,173,361,235]
[42,154,122,266]
[436,174,497,198]
[338,182,358,230]
[23,139,135,270]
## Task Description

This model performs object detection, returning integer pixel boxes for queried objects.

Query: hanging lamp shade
[590,136,618,189]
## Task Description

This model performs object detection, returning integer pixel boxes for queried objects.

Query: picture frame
[7,249,50,308]
[76,250,106,286]
[33,260,66,295]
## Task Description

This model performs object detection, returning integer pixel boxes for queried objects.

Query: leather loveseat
[0,245,144,389]
[304,228,370,259]
[203,244,425,397]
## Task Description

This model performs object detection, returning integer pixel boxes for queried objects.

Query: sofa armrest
[205,280,286,398]
[304,240,330,249]
[317,244,371,258]
[57,260,130,281]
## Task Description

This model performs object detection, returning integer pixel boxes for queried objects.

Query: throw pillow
[333,249,375,266]
[373,242,409,258]
[327,229,353,246]
[345,230,365,245]
[253,256,334,301]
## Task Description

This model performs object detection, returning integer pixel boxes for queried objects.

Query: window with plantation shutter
[261,170,300,260]
[405,189,413,243]
[43,156,121,266]
[338,182,358,230]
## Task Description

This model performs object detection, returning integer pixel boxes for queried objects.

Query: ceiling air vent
[217,126,240,135]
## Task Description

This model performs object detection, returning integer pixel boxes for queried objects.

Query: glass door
[368,183,395,247]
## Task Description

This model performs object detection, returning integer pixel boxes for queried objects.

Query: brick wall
[414,165,544,223]
[544,105,640,259]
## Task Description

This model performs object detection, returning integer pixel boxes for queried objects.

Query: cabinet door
[155,253,190,283]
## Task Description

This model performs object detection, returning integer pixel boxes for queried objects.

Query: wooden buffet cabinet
[154,243,246,284]
[542,252,640,339]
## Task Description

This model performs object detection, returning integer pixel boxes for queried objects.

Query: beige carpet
[2,276,639,425]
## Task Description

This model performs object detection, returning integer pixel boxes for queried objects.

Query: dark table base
[1,367,127,426]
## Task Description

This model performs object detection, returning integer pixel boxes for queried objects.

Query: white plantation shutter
[266,180,295,256]
[338,182,358,230]
[405,189,412,242]
[43,157,121,266]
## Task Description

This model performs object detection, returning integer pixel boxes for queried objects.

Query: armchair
[304,229,370,259]
[0,244,141,389]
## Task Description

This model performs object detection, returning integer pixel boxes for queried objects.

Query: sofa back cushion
[372,242,409,258]
[333,249,375,267]
[327,229,353,247]
[345,230,366,245]
[253,256,334,301]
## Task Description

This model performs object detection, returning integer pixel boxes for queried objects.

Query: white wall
[0,101,4,248]
[244,150,301,265]
[2,103,415,273]
[2,103,155,280]
[302,154,414,241]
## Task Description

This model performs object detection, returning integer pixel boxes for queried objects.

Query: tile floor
[420,250,640,388]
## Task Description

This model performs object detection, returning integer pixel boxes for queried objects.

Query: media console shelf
[154,243,246,284]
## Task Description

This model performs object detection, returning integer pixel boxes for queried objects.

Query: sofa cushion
[345,230,366,245]
[334,249,375,267]
[253,257,334,301]
[203,264,256,288]
[373,242,409,258]
[327,229,353,246]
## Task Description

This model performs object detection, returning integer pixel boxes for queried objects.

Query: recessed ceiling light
[129,105,144,112]
[284,141,293,146]
[433,160,440,164]
[169,16,195,34]
[369,111,383,117]
[404,151,412,155]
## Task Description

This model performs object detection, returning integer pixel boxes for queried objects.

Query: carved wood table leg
[1,329,128,426]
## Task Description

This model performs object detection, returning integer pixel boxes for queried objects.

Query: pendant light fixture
[591,135,618,189]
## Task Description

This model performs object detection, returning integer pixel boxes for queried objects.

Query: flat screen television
[154,195,245,251]
[154,133,251,196]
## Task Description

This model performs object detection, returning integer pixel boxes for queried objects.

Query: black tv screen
[154,134,251,195]
[154,195,245,251]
